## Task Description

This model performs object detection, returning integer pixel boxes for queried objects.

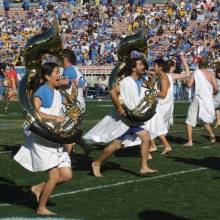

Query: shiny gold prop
[19,17,83,145]
[109,29,158,123]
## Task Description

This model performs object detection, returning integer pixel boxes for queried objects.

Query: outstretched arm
[172,54,191,80]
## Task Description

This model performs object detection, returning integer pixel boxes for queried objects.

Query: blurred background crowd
[0,0,219,100]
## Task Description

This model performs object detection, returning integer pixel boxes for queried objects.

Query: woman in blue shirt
[14,62,72,216]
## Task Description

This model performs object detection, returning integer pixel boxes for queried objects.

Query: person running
[84,52,158,177]
[14,63,72,215]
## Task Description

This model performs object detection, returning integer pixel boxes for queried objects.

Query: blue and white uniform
[14,84,71,172]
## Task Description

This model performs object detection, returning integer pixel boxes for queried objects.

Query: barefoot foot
[92,162,102,177]
[150,146,157,153]
[37,207,57,216]
[148,153,153,160]
[210,135,216,144]
[182,142,193,147]
[161,147,172,155]
[140,167,158,176]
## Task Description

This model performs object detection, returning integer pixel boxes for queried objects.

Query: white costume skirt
[83,109,130,145]
[83,108,167,148]
[14,125,71,172]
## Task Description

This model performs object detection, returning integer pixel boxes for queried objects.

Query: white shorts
[185,99,199,127]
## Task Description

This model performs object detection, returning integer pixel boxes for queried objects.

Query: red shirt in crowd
[6,68,17,89]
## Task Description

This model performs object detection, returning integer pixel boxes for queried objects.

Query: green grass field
[0,100,220,220]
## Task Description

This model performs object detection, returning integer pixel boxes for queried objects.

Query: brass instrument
[122,78,158,123]
[19,17,83,145]
[109,29,158,123]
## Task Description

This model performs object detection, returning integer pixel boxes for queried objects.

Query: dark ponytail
[154,58,173,73]
[31,62,59,91]
[40,62,59,82]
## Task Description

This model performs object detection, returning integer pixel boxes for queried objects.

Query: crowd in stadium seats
[0,0,220,69]
[126,0,220,71]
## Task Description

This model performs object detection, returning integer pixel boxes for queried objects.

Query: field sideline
[0,100,220,220]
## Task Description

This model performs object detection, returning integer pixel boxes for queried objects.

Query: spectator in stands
[0,66,5,100]
[3,0,9,12]
[22,0,30,11]
[95,75,107,98]
[1,0,220,100]
[39,0,48,10]
[4,64,17,112]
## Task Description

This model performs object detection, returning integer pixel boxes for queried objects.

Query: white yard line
[0,151,12,154]
[201,146,211,149]
[0,218,82,220]
[99,105,112,107]
[0,167,208,208]
[51,167,207,198]
[0,203,11,208]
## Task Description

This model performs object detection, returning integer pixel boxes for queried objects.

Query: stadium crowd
[0,0,220,67]
[0,0,220,100]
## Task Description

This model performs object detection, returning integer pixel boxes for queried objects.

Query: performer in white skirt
[14,63,72,216]
[214,62,220,128]
[166,54,191,128]
[84,52,158,177]
[183,57,218,146]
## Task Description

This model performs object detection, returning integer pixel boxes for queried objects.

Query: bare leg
[4,89,14,112]
[136,130,158,174]
[58,167,73,183]
[149,139,157,152]
[37,168,60,215]
[159,135,172,154]
[4,92,11,112]
[183,123,193,147]
[31,182,45,202]
[215,110,220,128]
[148,152,153,160]
[92,140,122,177]
[204,123,215,144]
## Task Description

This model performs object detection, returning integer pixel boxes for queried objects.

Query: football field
[0,100,220,220]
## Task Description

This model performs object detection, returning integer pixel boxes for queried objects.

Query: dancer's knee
[58,168,73,183]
